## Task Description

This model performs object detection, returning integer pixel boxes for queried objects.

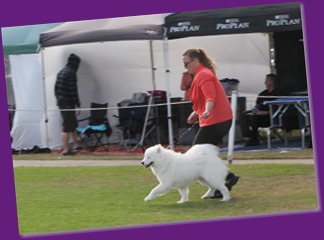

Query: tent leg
[163,29,174,149]
[130,93,155,152]
[227,90,238,164]
[40,48,50,149]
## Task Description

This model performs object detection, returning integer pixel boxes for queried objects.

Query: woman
[183,48,239,198]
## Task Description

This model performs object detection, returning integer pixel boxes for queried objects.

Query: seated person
[239,73,280,146]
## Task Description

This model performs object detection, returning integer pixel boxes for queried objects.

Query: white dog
[141,144,231,203]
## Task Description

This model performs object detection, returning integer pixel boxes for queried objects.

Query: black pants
[192,119,237,192]
[193,119,232,145]
[239,113,270,139]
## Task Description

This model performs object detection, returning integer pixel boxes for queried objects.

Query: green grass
[14,164,318,235]
[12,148,314,160]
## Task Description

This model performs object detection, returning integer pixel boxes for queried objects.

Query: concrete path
[13,159,315,167]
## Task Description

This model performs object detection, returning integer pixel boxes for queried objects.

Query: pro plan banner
[165,2,302,39]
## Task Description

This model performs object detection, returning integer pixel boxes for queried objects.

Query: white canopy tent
[39,14,176,149]
[9,54,45,149]
[39,20,270,150]
[2,23,61,150]
[6,13,272,150]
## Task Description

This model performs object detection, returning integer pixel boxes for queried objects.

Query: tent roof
[39,14,165,48]
[165,2,302,39]
[2,23,61,55]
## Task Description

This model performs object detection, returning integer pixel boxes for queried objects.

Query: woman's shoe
[226,175,240,191]
[213,175,240,198]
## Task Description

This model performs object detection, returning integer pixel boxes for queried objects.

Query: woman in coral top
[183,48,239,198]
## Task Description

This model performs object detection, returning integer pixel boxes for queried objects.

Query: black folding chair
[115,101,157,152]
[77,102,112,151]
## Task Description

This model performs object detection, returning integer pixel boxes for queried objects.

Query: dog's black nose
[141,161,144,165]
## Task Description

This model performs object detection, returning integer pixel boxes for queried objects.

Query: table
[263,97,310,148]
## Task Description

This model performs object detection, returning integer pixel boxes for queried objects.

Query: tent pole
[40,48,50,148]
[163,28,174,149]
[149,41,160,143]
[133,93,154,152]
[227,90,238,164]
[137,41,159,148]
[149,40,157,91]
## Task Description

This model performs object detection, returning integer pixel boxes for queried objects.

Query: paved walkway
[13,159,314,167]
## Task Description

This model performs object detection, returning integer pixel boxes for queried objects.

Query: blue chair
[77,102,112,151]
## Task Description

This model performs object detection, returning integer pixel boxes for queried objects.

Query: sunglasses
[184,59,194,68]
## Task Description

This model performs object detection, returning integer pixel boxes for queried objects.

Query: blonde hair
[183,48,216,74]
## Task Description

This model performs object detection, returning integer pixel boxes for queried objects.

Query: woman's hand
[202,101,214,119]
[187,111,198,124]
[202,110,210,119]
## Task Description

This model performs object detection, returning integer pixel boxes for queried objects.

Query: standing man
[180,70,194,101]
[55,53,81,155]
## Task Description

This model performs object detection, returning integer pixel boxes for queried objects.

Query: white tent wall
[40,32,270,150]
[154,32,271,107]
[10,54,46,149]
[41,40,166,149]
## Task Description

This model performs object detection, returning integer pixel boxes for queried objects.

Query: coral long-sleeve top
[189,64,233,127]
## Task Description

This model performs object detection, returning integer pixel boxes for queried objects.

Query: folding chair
[115,98,157,152]
[77,102,112,151]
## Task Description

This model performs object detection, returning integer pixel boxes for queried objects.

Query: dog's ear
[157,144,162,153]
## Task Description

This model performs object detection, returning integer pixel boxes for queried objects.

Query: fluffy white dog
[141,144,230,203]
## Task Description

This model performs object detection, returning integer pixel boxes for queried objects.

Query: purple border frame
[1,0,323,240]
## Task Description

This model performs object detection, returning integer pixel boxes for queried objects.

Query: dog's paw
[144,196,152,202]
[177,199,188,204]
[201,194,213,199]
[220,196,231,202]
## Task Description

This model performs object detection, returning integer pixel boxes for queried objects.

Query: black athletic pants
[193,119,232,145]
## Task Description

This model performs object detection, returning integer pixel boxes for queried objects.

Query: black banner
[165,2,302,39]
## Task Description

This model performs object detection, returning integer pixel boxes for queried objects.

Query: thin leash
[166,120,199,149]
[164,118,234,165]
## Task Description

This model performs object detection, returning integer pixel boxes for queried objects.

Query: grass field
[14,163,318,235]
[12,147,314,161]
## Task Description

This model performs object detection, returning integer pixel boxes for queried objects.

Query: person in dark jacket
[55,53,81,155]
[240,73,280,146]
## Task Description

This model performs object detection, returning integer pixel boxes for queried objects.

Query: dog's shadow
[142,196,241,224]
[145,194,239,210]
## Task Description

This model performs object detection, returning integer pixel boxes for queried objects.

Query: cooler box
[220,78,240,96]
